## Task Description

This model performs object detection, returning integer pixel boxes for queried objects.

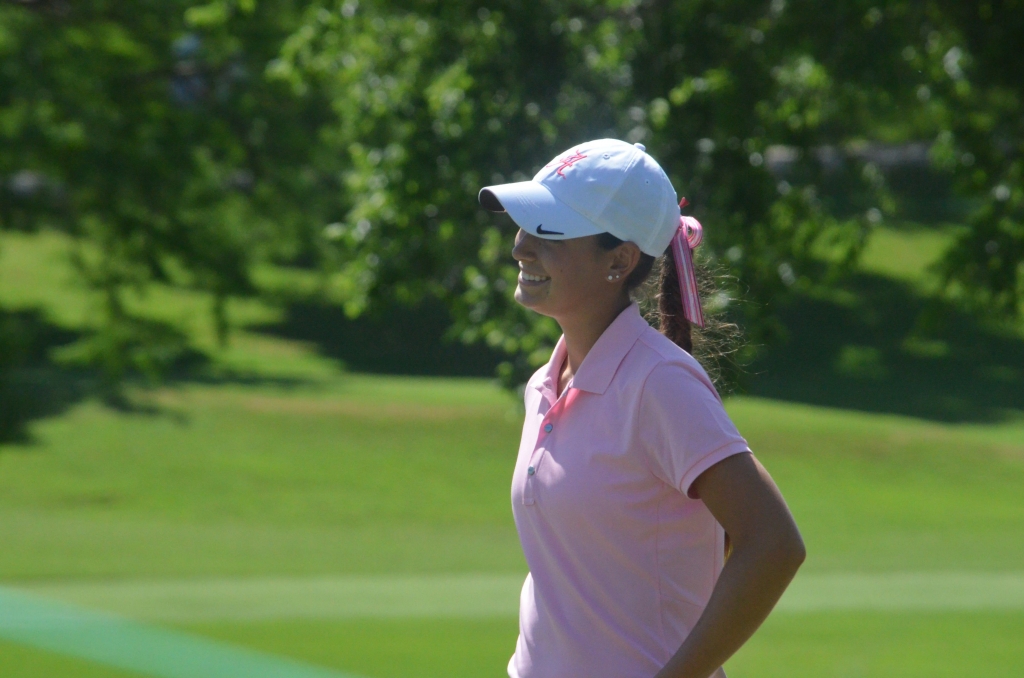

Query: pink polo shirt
[508,302,751,678]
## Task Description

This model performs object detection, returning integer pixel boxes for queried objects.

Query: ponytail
[657,246,693,354]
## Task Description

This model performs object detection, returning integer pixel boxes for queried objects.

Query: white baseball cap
[478,138,680,256]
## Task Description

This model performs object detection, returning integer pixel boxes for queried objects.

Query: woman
[478,139,805,678]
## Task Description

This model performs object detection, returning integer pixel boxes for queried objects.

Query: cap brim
[478,181,604,241]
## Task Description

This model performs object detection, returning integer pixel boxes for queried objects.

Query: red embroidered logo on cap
[547,150,587,178]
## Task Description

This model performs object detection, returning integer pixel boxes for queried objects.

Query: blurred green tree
[919,1,1024,318]
[2,0,1020,392]
[0,0,330,386]
[271,0,886,385]
[276,0,1024,386]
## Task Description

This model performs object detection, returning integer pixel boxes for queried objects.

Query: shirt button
[544,423,553,433]
[527,466,536,476]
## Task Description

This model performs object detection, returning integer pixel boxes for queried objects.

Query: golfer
[479,139,805,678]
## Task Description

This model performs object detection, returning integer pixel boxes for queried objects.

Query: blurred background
[1,0,1022,676]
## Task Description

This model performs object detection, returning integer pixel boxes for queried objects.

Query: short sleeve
[638,359,751,499]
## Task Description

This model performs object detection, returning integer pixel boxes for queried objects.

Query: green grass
[0,381,1021,676]
[730,611,1024,678]
[0,640,142,678]
[1,226,1023,676]
[1,388,1022,580]
[729,399,1024,573]
[0,378,527,580]
[0,228,340,380]
[196,612,1024,678]
[858,222,955,288]
[0,230,282,342]
[186,619,520,678]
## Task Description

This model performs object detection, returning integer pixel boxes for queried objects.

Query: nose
[512,228,536,263]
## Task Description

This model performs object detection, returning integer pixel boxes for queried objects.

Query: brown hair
[595,232,741,391]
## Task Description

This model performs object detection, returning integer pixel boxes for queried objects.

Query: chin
[514,287,550,315]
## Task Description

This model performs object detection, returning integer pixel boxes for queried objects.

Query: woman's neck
[558,296,632,379]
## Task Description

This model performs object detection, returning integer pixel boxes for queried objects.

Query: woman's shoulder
[631,326,720,403]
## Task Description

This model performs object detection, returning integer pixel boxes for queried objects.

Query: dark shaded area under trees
[2,0,1023,439]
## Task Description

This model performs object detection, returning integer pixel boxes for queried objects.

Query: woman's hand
[654,452,806,678]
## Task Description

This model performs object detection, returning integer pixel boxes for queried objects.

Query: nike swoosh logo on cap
[536,224,564,235]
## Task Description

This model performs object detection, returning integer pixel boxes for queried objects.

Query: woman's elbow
[734,524,806,574]
[778,527,806,573]
[759,525,806,574]
[788,532,807,570]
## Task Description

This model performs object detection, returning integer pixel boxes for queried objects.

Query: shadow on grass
[0,308,314,445]
[0,308,88,443]
[255,282,1022,423]
[744,272,1024,423]
[0,297,502,444]
[6,273,1020,440]
[253,298,505,378]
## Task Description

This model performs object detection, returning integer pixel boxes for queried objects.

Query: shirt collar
[535,302,650,397]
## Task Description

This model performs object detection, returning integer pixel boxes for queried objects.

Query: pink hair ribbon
[670,198,705,328]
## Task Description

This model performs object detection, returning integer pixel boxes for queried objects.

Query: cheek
[547,253,603,299]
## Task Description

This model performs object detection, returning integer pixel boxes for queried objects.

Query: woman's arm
[654,451,806,678]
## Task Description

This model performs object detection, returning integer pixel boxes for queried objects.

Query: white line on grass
[3,573,1021,677]
[0,587,363,678]
[777,572,1024,612]
[14,572,1024,623]
[23,574,526,623]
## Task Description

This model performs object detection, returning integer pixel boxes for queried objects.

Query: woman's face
[511,229,635,320]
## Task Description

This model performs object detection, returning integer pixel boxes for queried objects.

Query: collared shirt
[508,302,750,678]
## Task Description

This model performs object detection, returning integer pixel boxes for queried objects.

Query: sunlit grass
[730,610,1024,678]
[2,228,1023,676]
[0,640,142,678]
[1,382,1021,581]
[0,229,326,376]
[858,222,955,288]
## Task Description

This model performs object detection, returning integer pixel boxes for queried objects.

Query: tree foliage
[270,0,889,383]
[273,0,1024,384]
[1,0,1022,389]
[0,0,328,383]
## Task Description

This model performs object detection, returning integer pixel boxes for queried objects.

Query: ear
[607,241,642,281]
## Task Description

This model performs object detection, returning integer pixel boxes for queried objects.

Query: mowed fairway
[2,228,1024,676]
[1,377,1023,677]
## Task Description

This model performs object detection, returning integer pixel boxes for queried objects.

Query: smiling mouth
[520,272,550,283]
